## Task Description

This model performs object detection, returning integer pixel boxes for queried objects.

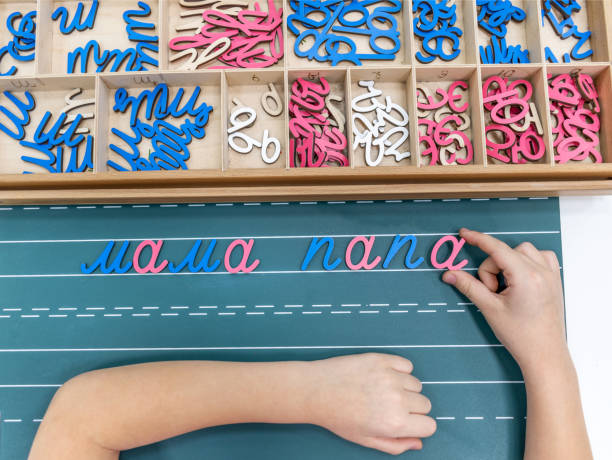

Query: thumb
[361,436,422,454]
[442,270,500,313]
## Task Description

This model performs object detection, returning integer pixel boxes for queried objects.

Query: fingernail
[443,273,457,285]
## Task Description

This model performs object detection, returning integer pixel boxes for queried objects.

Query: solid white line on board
[0,344,506,352]
[0,230,561,244]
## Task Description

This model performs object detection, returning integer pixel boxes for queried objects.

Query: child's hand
[307,353,436,455]
[442,228,567,375]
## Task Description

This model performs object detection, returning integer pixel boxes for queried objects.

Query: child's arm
[28,354,436,460]
[443,228,592,460]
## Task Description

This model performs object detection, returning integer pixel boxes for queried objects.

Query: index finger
[459,228,524,273]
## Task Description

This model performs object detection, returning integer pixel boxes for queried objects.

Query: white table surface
[560,195,612,459]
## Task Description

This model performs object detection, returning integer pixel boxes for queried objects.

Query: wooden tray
[0,0,610,204]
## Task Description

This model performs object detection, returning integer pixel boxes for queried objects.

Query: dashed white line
[356,200,373,204]
[187,204,206,207]
[359,310,380,314]
[436,417,456,420]
[23,207,40,210]
[499,198,518,201]
[160,204,178,208]
[49,315,67,318]
[218,312,236,316]
[470,198,490,201]
[327,201,346,204]
[341,304,361,307]
[312,304,331,308]
[143,306,159,310]
[529,197,549,200]
[465,417,484,420]
[50,206,68,210]
[385,200,402,203]
[161,313,179,317]
[0,315,10,319]
[398,303,418,306]
[417,310,436,313]
[496,416,514,420]
[188,313,207,317]
[20,315,40,318]
[115,307,133,310]
[3,419,22,423]
[302,311,322,315]
[299,202,317,205]
[86,307,105,311]
[369,303,389,307]
[331,311,351,315]
[442,199,460,202]
[199,306,217,309]
[273,312,292,315]
[413,199,432,203]
[428,302,447,306]
[215,203,233,207]
[271,202,289,206]
[226,305,245,309]
[170,306,190,310]
[255,305,274,309]
[76,206,96,209]
[246,312,264,315]
[447,309,466,313]
[76,314,94,318]
[457,302,474,306]
[103,205,122,209]
[132,313,150,317]
[3,308,21,311]
[0,207,13,211]
[103,314,122,317]
[243,203,261,206]
[32,308,50,311]
[32,419,43,423]
[284,304,303,308]
[132,205,150,208]
[58,307,77,311]
[389,310,409,313]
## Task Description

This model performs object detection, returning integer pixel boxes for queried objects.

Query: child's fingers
[404,414,437,438]
[443,270,501,312]
[514,242,546,265]
[386,354,414,375]
[400,374,423,393]
[404,392,432,415]
[362,436,422,455]
[477,256,501,292]
[459,228,523,275]
[540,250,560,271]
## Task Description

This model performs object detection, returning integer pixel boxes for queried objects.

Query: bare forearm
[29,360,315,458]
[522,351,592,460]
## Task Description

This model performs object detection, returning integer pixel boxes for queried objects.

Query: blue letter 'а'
[81,240,133,274]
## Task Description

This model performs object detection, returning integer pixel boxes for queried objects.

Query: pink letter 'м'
[430,235,469,270]
[133,240,169,274]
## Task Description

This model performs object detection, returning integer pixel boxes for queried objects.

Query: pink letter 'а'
[345,236,381,270]
[224,239,260,273]
[430,235,468,270]
[133,240,168,274]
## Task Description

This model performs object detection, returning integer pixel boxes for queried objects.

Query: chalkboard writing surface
[0,197,561,459]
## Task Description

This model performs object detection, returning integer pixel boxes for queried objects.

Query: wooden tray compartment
[0,0,37,76]
[415,65,483,167]
[547,63,612,165]
[476,0,544,64]
[349,67,415,168]
[481,64,553,166]
[0,74,95,175]
[96,71,222,172]
[540,0,610,64]
[37,0,161,75]
[411,0,478,65]
[223,68,286,169]
[286,0,410,68]
[163,0,284,71]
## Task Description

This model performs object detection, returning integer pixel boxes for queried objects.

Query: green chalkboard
[0,197,562,460]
